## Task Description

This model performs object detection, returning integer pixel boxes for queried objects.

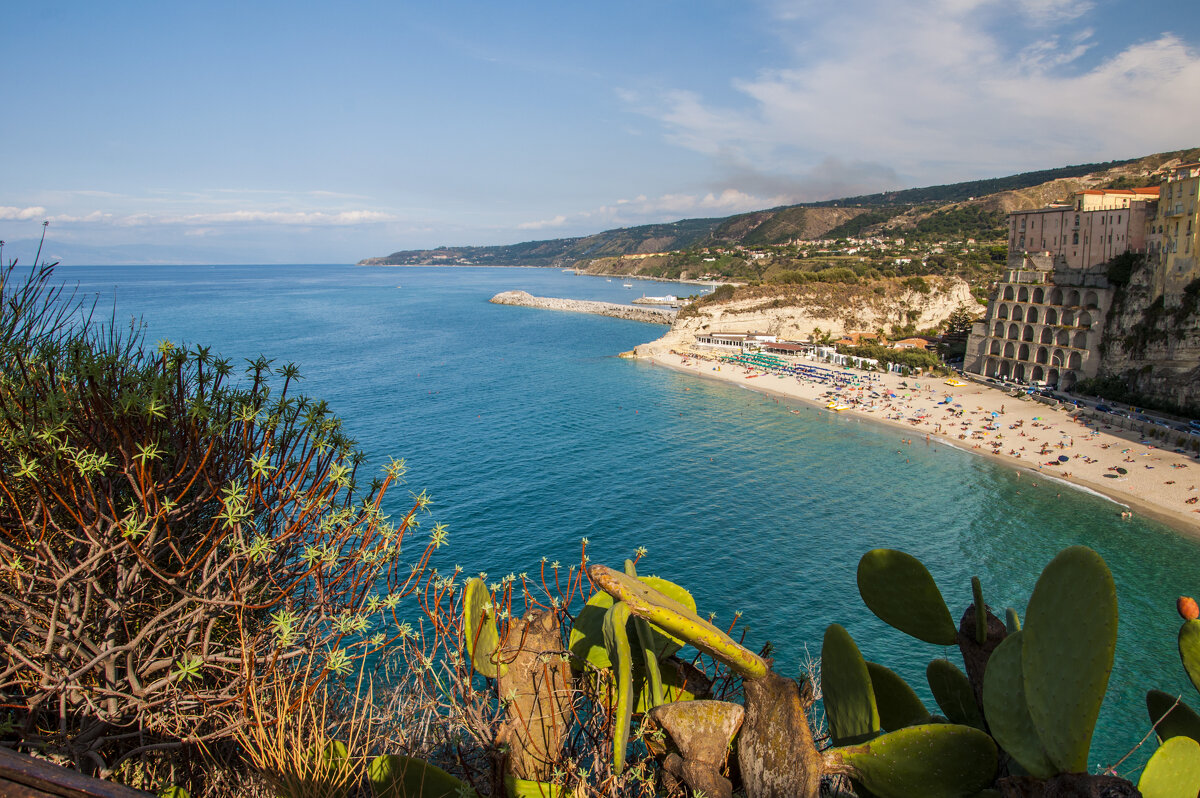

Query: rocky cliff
[631,277,976,356]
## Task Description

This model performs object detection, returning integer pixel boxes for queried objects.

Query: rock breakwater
[489,291,676,324]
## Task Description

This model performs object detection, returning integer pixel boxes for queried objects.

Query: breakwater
[489,290,675,324]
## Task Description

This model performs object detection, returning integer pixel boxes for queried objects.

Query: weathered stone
[490,291,675,324]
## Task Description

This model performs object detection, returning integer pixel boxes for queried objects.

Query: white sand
[639,347,1200,535]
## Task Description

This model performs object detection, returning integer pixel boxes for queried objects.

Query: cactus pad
[832,723,997,798]
[603,601,634,774]
[1137,735,1200,798]
[1179,619,1200,696]
[867,661,929,731]
[503,775,563,798]
[588,564,767,679]
[463,577,507,678]
[1021,546,1117,774]
[367,754,478,798]
[982,631,1055,778]
[1005,607,1021,635]
[822,624,880,746]
[568,574,696,671]
[856,549,957,645]
[927,659,984,730]
[1147,690,1200,744]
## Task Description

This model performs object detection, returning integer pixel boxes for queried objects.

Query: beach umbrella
[1058,455,1069,462]
[1116,467,1128,474]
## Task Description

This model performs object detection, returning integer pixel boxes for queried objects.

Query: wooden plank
[0,747,154,798]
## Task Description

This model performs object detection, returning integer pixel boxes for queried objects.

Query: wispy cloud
[47,209,397,227]
[517,214,568,230]
[623,0,1200,192]
[0,206,48,221]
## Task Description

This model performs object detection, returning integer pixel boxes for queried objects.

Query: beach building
[1006,187,1159,271]
[1147,163,1200,298]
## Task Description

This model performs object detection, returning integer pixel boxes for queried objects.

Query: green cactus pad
[625,560,664,708]
[633,658,696,713]
[982,631,1055,779]
[463,577,507,678]
[503,775,563,798]
[569,574,697,671]
[368,754,479,798]
[1137,735,1200,798]
[1021,546,1117,774]
[833,723,997,798]
[927,659,984,730]
[1148,689,1200,744]
[972,577,987,645]
[604,601,634,774]
[1005,608,1021,635]
[867,661,929,731]
[856,549,957,645]
[822,624,880,746]
[1179,619,1200,696]
[588,565,767,679]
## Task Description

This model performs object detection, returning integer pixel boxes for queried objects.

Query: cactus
[603,600,634,774]
[926,659,984,730]
[1005,607,1021,634]
[587,564,767,679]
[866,661,929,731]
[856,548,958,645]
[625,560,665,709]
[982,631,1056,779]
[463,577,506,678]
[1021,545,1117,774]
[971,576,987,645]
[1179,619,1200,695]
[503,775,562,798]
[568,573,695,670]
[1137,735,1200,798]
[821,624,879,746]
[1147,689,1200,744]
[830,723,997,798]
[367,754,478,798]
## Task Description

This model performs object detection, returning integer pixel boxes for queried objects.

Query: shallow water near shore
[60,263,1200,772]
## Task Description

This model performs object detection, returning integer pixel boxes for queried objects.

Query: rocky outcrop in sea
[489,291,676,325]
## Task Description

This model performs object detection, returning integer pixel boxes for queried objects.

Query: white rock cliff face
[633,277,977,355]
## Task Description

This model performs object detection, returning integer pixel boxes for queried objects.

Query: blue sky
[3,0,1199,264]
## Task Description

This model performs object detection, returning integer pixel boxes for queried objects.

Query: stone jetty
[489,291,676,324]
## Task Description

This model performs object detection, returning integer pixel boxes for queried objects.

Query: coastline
[633,347,1200,537]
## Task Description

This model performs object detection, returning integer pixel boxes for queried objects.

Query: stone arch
[1039,327,1054,344]
[1072,331,1088,349]
[990,339,1002,355]
[993,321,1004,337]
[1066,289,1080,306]
[1061,309,1075,326]
[1008,323,1020,339]
[1014,363,1027,382]
[1050,287,1064,305]
[1018,343,1030,361]
[1033,287,1045,304]
[1003,341,1016,358]
[1004,285,1015,300]
[1036,346,1049,364]
[1052,348,1066,367]
[999,360,1013,379]
[1019,286,1030,302]
[997,304,1010,320]
[1060,370,1077,391]
[986,358,1000,377]
[1056,330,1071,346]
[1032,365,1045,382]
[1078,310,1093,327]
[1027,307,1040,324]
[1012,306,1025,322]
[1068,351,1082,370]
[1084,290,1099,309]
[1023,324,1035,342]
[1045,308,1059,325]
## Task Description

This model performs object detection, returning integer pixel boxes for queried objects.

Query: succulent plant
[1179,596,1200,622]
[463,577,506,678]
[982,630,1056,779]
[865,661,929,732]
[821,624,879,746]
[856,548,958,645]
[603,600,634,774]
[1137,735,1200,798]
[926,658,984,730]
[828,723,997,798]
[1147,689,1200,744]
[1179,618,1200,696]
[367,754,479,798]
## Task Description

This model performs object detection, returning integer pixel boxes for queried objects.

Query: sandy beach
[636,346,1200,535]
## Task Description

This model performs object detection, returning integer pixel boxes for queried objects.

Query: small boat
[622,283,633,288]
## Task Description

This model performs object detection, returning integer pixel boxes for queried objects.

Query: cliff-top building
[1148,163,1200,298]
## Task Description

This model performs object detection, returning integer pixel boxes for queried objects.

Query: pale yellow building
[1008,188,1159,271]
[1148,163,1200,296]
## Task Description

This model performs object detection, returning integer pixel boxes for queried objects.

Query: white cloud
[46,209,397,227]
[624,0,1200,190]
[0,206,48,221]
[517,214,568,230]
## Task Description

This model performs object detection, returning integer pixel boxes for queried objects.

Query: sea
[55,263,1200,773]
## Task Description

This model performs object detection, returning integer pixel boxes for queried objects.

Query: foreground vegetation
[3,260,1200,798]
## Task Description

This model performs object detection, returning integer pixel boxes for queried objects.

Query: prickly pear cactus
[587,564,767,679]
[1021,545,1117,774]
[971,576,987,645]
[625,560,665,709]
[463,577,507,678]
[1147,689,1200,744]
[866,661,928,731]
[1005,607,1021,634]
[830,723,997,798]
[1179,619,1200,695]
[821,624,879,746]
[603,600,634,774]
[1137,735,1200,798]
[367,754,478,798]
[856,549,958,645]
[926,658,984,730]
[568,573,696,670]
[982,630,1055,779]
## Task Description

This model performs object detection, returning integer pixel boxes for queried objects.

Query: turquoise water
[59,263,1200,772]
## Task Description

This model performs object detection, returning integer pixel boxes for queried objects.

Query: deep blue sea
[57,263,1200,773]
